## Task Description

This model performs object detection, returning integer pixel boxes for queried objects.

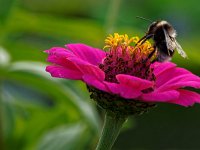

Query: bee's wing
[163,28,176,51]
[163,28,187,58]
[174,39,188,58]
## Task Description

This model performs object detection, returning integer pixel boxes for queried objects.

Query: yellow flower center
[104,33,155,58]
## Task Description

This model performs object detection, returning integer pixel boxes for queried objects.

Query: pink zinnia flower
[45,33,200,113]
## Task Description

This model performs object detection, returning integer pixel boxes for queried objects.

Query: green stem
[95,111,127,150]
[0,82,4,150]
[105,0,122,34]
[0,0,18,45]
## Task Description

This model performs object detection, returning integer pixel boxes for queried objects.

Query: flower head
[45,33,200,115]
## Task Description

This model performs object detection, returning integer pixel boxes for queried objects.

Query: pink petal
[152,62,177,88]
[45,47,73,57]
[68,57,105,81]
[66,43,106,65]
[45,46,105,81]
[45,47,76,67]
[104,82,141,99]
[142,90,180,102]
[82,75,109,92]
[82,74,142,99]
[158,74,200,91]
[152,62,176,76]
[169,89,200,107]
[81,65,105,81]
[105,75,154,99]
[156,66,200,91]
[83,74,141,99]
[116,74,154,90]
[105,82,142,99]
[84,74,153,99]
[46,66,82,80]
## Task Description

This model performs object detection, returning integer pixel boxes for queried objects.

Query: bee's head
[147,20,177,37]
[147,21,160,34]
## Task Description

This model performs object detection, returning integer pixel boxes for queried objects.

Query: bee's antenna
[136,16,152,22]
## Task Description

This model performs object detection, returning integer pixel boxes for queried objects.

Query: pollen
[99,33,156,83]
[104,33,154,57]
[104,33,134,49]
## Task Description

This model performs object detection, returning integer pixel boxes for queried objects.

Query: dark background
[0,0,200,149]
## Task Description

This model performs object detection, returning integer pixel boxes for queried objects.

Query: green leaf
[0,0,16,25]
[7,10,104,45]
[36,123,86,150]
[0,46,10,67]
[1,90,16,139]
[8,61,101,131]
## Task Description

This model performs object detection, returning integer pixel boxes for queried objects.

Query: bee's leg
[135,34,153,46]
[167,49,170,56]
[141,34,153,44]
[142,45,156,63]
[135,35,146,46]
[148,45,156,59]
[168,49,175,56]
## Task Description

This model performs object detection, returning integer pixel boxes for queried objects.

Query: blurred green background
[0,0,200,149]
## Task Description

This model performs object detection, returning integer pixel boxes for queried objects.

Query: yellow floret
[104,33,155,57]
